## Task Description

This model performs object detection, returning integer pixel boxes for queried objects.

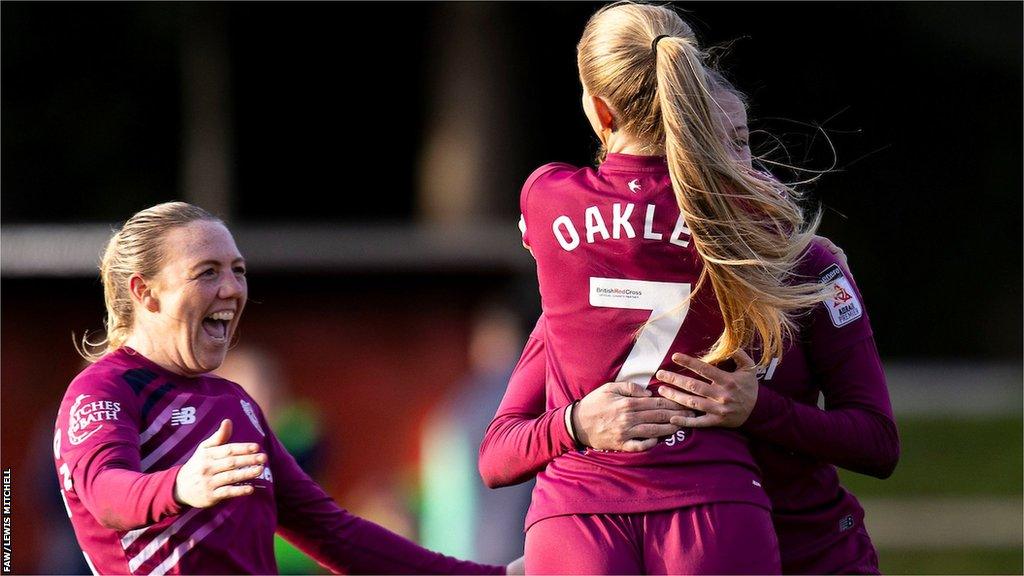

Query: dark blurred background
[2,2,1021,574]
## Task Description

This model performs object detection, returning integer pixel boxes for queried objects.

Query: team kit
[51,3,895,575]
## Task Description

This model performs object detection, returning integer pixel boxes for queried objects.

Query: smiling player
[54,202,508,575]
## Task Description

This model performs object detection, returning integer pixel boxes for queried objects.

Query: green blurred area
[842,416,1023,575]
[879,548,1023,575]
[840,416,1023,497]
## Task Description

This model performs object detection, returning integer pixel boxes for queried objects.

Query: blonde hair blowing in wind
[78,201,221,362]
[578,2,829,366]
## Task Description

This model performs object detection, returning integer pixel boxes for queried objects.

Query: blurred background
[2,2,1021,574]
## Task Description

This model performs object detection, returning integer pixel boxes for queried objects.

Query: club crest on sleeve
[240,399,265,436]
[819,264,862,328]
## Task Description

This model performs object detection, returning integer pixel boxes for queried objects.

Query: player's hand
[506,556,525,575]
[656,351,758,429]
[173,419,267,508]
[814,235,848,269]
[573,381,694,452]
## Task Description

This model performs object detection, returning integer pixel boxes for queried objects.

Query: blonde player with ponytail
[512,3,834,573]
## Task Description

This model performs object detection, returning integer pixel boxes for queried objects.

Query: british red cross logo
[833,283,853,307]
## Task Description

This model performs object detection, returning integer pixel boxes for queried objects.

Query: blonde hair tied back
[578,2,829,366]
[78,201,221,362]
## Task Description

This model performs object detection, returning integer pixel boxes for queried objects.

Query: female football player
[506,2,894,573]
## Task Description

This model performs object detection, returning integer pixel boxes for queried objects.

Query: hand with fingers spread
[655,350,759,429]
[173,419,267,508]
[572,381,695,452]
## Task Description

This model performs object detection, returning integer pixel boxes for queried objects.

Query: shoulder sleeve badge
[67,393,122,446]
[819,264,863,328]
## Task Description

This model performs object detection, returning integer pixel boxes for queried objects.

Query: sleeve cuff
[158,464,186,517]
[553,404,578,452]
[742,385,786,435]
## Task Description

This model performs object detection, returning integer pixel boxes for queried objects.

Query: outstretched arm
[271,429,504,574]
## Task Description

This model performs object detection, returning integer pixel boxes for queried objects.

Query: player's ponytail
[654,35,827,365]
[579,2,829,365]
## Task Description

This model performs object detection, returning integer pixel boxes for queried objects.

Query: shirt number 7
[589,277,691,386]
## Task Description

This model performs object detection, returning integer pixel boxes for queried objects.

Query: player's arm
[268,421,503,574]
[56,376,182,531]
[748,244,898,477]
[479,318,693,489]
[478,325,574,488]
[58,377,268,531]
[745,336,899,478]
[657,245,899,478]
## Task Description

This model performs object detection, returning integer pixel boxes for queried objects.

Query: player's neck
[605,131,663,157]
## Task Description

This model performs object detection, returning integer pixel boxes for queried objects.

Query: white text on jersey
[551,203,691,251]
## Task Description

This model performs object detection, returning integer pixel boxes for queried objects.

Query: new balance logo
[170,407,196,426]
[839,515,855,532]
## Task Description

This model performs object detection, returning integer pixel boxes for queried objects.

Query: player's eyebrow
[190,257,246,272]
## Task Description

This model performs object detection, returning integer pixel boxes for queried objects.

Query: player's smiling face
[137,220,247,376]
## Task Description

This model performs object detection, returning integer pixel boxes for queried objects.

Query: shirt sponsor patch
[67,394,121,445]
[819,264,862,328]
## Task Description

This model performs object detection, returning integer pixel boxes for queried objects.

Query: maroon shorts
[524,502,780,575]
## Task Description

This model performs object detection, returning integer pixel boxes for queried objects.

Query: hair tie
[651,34,670,56]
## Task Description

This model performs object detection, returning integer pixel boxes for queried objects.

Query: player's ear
[129,274,160,313]
[592,96,617,132]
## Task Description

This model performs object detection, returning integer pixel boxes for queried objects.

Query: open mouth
[202,310,234,342]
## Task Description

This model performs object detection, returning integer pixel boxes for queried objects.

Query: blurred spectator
[419,303,533,564]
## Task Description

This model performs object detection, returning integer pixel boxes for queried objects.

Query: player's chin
[193,339,230,373]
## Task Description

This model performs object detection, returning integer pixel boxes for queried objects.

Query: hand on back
[656,351,759,428]
[573,381,694,452]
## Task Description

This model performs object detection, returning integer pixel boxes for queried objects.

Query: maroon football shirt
[479,240,897,573]
[518,153,769,529]
[55,347,503,575]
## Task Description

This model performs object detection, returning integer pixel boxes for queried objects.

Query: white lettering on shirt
[584,206,610,244]
[67,394,121,445]
[553,216,581,251]
[612,203,635,239]
[551,203,690,252]
[669,214,691,248]
[643,205,663,240]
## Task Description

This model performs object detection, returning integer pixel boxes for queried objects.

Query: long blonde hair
[78,202,220,362]
[578,3,828,366]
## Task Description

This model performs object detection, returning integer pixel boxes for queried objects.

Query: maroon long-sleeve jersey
[55,348,504,575]
[479,240,898,572]
[518,154,770,529]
